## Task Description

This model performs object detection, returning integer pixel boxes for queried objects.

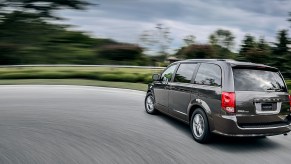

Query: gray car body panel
[148,59,291,136]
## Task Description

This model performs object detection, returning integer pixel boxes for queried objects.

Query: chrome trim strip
[212,130,290,137]
[174,110,187,115]
[237,124,291,130]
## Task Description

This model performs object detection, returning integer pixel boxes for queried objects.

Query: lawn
[0,66,159,91]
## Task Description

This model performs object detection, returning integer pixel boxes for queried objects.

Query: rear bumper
[212,115,291,137]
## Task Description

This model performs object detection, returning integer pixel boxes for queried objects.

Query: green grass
[0,79,148,91]
[0,66,156,91]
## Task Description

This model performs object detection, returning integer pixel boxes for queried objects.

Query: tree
[139,23,172,56]
[208,29,235,59]
[0,0,94,65]
[98,44,143,61]
[256,37,271,63]
[209,29,235,50]
[238,35,271,64]
[0,0,91,19]
[0,11,62,64]
[272,30,291,78]
[176,44,215,59]
[0,43,21,64]
[183,35,196,46]
[238,34,256,61]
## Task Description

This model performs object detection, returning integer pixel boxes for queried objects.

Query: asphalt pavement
[0,85,290,164]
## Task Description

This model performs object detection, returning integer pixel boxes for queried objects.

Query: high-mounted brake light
[221,92,236,113]
[289,95,291,112]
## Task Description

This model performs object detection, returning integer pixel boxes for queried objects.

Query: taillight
[221,92,236,113]
[289,95,291,112]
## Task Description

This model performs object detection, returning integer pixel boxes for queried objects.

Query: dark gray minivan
[145,59,291,143]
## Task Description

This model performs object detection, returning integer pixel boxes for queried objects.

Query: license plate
[261,103,274,111]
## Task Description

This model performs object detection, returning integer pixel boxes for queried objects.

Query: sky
[59,0,291,54]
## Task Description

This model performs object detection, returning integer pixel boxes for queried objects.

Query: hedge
[0,71,153,84]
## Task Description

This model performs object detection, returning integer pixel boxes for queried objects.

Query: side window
[195,63,222,87]
[174,63,197,83]
[161,64,177,82]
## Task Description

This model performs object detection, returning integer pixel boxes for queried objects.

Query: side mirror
[152,74,161,81]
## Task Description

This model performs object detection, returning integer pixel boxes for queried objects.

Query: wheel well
[188,105,204,121]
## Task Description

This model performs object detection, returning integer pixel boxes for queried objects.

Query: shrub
[0,68,155,84]
[287,80,291,90]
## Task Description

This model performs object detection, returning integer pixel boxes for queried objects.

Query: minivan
[144,59,291,143]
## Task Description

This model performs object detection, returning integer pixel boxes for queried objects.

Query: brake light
[289,95,291,112]
[221,92,236,113]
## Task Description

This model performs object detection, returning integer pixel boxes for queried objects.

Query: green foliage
[0,0,290,72]
[209,29,235,50]
[98,44,143,61]
[0,0,91,18]
[183,35,196,46]
[208,29,236,59]
[139,23,172,56]
[0,11,152,65]
[0,67,158,84]
[238,35,271,64]
[211,45,235,59]
[286,80,291,91]
[176,44,215,59]
[270,30,291,78]
[0,11,96,64]
[0,0,154,66]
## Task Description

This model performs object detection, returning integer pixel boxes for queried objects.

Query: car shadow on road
[207,135,282,153]
[157,112,193,138]
[157,113,284,153]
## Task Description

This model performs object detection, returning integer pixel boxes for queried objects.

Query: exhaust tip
[283,133,288,136]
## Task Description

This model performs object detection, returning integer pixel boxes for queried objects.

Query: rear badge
[237,110,249,113]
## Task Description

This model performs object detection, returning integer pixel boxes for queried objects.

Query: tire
[144,92,157,114]
[190,108,211,143]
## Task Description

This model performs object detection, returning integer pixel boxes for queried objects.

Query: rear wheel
[145,92,157,114]
[190,108,211,143]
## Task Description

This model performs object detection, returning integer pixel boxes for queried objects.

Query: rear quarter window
[194,63,222,87]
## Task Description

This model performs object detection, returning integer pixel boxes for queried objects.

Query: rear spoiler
[231,64,279,72]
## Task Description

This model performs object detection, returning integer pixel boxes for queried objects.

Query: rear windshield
[233,68,287,92]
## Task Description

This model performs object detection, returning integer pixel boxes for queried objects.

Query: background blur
[0,0,290,91]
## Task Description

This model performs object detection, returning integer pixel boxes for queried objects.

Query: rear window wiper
[266,88,284,92]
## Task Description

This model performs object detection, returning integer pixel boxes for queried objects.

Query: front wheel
[145,92,157,114]
[190,108,211,143]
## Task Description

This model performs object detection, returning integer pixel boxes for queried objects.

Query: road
[0,85,290,164]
